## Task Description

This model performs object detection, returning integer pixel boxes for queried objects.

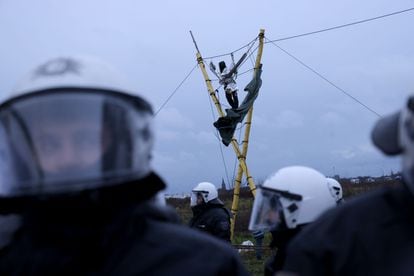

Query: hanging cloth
[213,64,263,146]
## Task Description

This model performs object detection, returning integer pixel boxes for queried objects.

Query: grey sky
[1,0,414,193]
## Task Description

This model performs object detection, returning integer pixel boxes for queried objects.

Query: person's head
[0,56,157,202]
[326,177,344,204]
[248,166,336,232]
[218,61,227,74]
[371,95,414,193]
[190,182,218,207]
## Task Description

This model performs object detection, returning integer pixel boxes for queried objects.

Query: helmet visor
[248,187,284,232]
[190,192,200,207]
[190,190,208,207]
[0,89,153,197]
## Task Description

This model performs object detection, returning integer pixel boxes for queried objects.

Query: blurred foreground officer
[189,182,231,242]
[248,166,336,275]
[282,96,414,276]
[0,56,249,276]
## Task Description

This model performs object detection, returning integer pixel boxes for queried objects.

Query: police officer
[0,56,249,275]
[189,182,231,242]
[248,166,337,275]
[282,96,414,275]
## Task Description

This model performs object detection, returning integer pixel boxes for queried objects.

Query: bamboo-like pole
[240,28,265,194]
[230,29,265,241]
[229,163,243,240]
[195,52,225,117]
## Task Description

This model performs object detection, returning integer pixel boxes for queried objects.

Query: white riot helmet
[327,178,343,204]
[371,96,414,194]
[0,56,155,199]
[249,166,336,232]
[190,182,218,207]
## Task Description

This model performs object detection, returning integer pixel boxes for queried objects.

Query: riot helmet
[190,182,218,207]
[249,166,336,232]
[0,56,155,199]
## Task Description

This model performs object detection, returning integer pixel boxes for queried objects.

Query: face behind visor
[0,89,154,198]
[248,186,300,232]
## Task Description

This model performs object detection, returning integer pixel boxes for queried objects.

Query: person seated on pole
[218,61,239,109]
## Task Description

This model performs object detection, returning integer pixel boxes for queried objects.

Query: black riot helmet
[218,61,227,74]
[0,56,157,201]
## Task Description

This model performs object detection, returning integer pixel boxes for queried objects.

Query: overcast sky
[1,0,414,194]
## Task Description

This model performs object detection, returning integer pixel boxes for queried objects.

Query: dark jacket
[265,226,303,276]
[0,173,248,276]
[189,199,231,242]
[283,184,414,276]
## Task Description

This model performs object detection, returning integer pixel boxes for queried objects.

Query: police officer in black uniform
[0,56,249,276]
[189,182,231,242]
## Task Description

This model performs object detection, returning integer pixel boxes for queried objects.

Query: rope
[235,44,259,74]
[265,37,382,118]
[266,7,414,43]
[237,45,258,77]
[219,136,232,188]
[248,49,256,68]
[206,86,232,188]
[204,37,258,59]
[154,63,198,116]
[237,68,255,77]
